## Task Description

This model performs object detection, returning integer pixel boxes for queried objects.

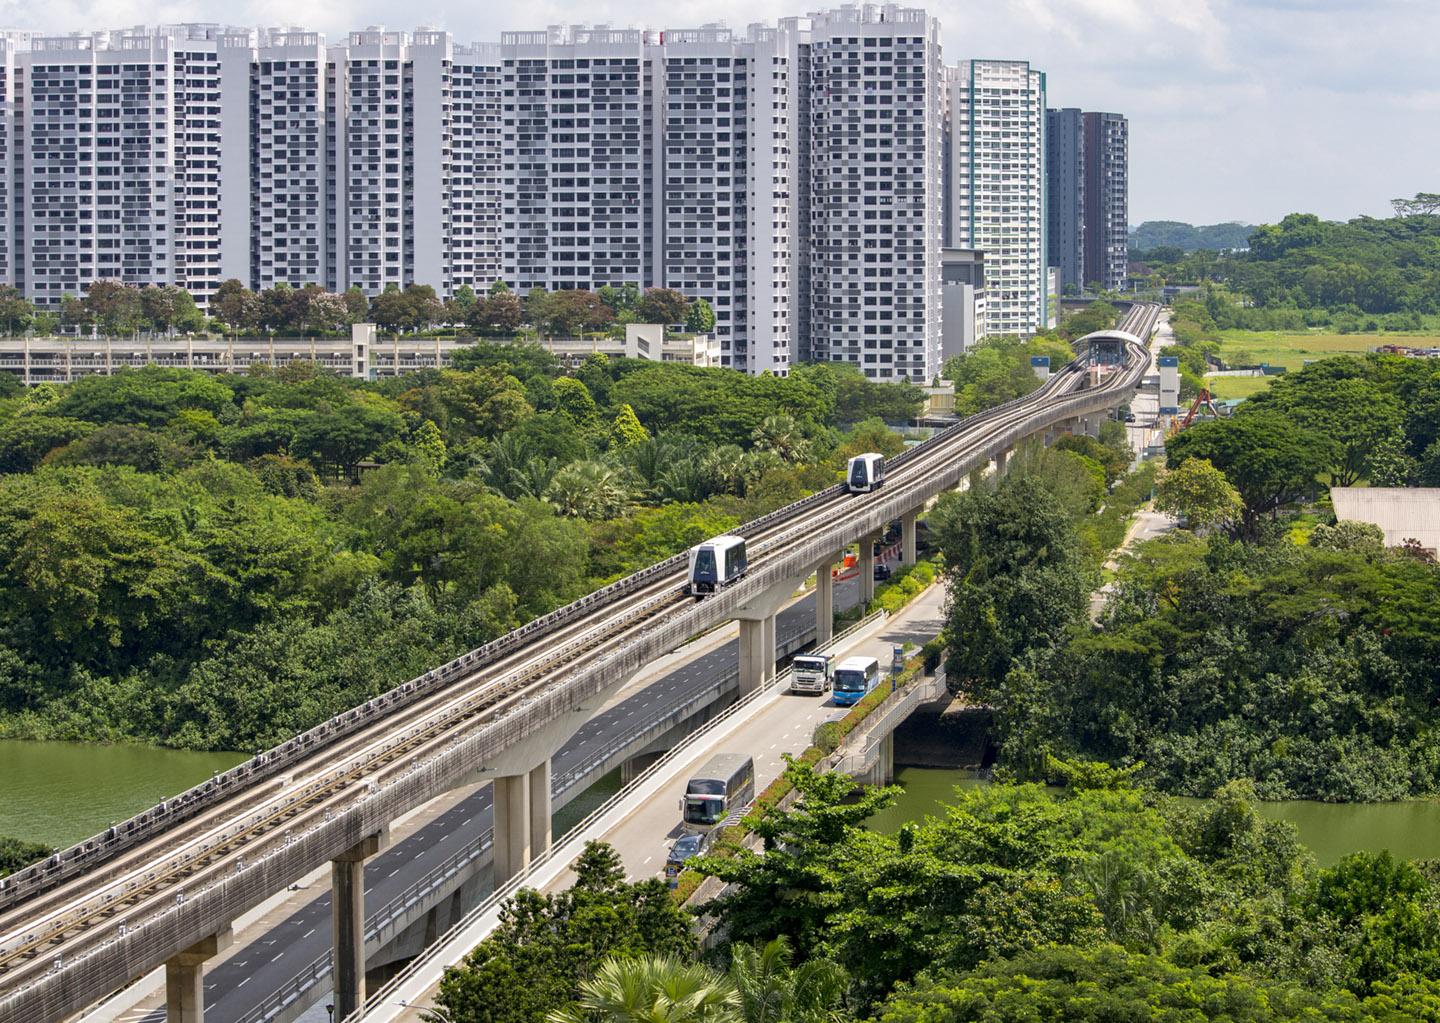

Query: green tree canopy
[436,842,696,1023]
[930,471,1090,694]
[1166,412,1337,539]
[1155,456,1243,531]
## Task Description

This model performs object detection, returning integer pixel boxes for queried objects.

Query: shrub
[921,638,945,671]
[813,721,841,754]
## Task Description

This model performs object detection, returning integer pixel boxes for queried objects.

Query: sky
[4,0,1434,228]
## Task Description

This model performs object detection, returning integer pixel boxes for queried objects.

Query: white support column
[995,448,1009,477]
[859,533,879,606]
[737,615,775,696]
[493,772,531,885]
[901,511,918,567]
[164,928,232,1023]
[529,759,551,863]
[815,557,836,647]
[762,614,776,684]
[332,832,387,1023]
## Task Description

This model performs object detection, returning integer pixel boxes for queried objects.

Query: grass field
[1205,375,1275,400]
[1204,330,1436,400]
[1215,330,1399,369]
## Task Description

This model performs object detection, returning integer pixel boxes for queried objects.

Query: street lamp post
[396,1000,452,1023]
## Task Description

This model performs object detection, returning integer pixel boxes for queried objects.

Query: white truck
[790,653,833,695]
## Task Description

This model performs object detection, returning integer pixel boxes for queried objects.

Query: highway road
[1123,309,1174,455]
[104,566,882,1023]
[590,582,948,886]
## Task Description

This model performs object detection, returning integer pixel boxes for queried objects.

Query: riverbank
[868,766,1440,868]
[0,739,246,849]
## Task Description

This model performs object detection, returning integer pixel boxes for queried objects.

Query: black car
[667,832,710,867]
[1124,412,1137,423]
[873,563,892,581]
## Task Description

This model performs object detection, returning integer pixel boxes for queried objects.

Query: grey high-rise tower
[1082,111,1128,292]
[1045,107,1084,294]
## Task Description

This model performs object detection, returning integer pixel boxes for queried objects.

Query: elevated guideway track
[0,305,1158,1023]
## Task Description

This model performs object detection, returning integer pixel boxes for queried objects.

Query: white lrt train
[687,534,748,596]
[847,452,885,493]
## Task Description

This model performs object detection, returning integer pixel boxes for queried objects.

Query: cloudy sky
[6,0,1432,228]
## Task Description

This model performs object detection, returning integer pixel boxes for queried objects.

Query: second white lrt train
[687,535,747,596]
[847,453,885,493]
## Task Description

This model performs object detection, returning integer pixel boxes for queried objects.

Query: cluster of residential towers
[0,5,1128,382]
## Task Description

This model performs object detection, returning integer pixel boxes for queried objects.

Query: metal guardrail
[351,608,889,1023]
[831,670,949,777]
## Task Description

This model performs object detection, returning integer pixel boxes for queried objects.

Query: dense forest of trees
[934,345,1440,802]
[0,342,931,750]
[1132,198,1440,320]
[1130,220,1255,252]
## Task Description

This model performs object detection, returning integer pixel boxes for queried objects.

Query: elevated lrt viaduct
[0,304,1159,1023]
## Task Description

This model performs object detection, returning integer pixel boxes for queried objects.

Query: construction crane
[1168,387,1220,435]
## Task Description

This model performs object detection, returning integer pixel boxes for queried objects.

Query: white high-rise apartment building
[0,9,1049,384]
[498,27,656,294]
[17,26,234,306]
[450,45,504,293]
[947,59,1048,337]
[0,31,32,289]
[657,22,805,374]
[808,5,945,382]
[250,31,331,291]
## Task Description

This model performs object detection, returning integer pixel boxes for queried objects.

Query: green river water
[868,767,1440,868]
[0,740,247,850]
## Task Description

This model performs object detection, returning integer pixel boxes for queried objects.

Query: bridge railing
[833,670,948,776]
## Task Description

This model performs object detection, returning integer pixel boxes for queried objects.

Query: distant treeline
[1129,220,1255,252]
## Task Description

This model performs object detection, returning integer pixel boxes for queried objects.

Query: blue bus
[832,656,880,706]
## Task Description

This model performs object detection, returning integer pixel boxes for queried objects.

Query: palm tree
[656,458,710,503]
[548,954,740,1023]
[513,455,560,499]
[1077,850,1161,950]
[751,414,811,464]
[545,459,634,520]
[469,432,533,500]
[701,444,749,497]
[740,449,784,491]
[623,432,704,501]
[727,937,847,1023]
